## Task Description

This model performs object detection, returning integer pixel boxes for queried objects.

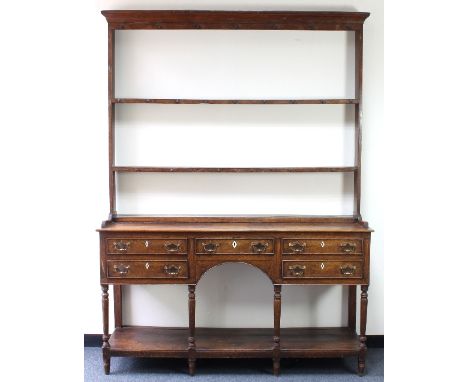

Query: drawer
[282,260,363,279]
[282,239,362,255]
[195,238,274,255]
[107,260,188,279]
[106,238,187,255]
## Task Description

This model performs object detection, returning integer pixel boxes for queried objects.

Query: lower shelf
[109,326,360,358]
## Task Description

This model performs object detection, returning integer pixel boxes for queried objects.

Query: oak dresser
[98,10,373,377]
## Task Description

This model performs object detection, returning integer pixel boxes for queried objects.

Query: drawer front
[106,238,187,255]
[107,260,188,279]
[195,238,274,255]
[282,260,363,279]
[282,239,362,255]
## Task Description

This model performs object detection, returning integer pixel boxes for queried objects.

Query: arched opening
[196,262,273,328]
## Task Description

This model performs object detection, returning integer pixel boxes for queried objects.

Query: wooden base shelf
[109,326,360,359]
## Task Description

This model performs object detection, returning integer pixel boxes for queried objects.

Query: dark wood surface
[111,215,365,224]
[282,238,363,254]
[99,9,372,377]
[108,326,360,358]
[99,221,372,233]
[106,260,189,279]
[282,260,363,279]
[188,285,196,375]
[101,285,110,374]
[99,222,371,374]
[106,238,187,255]
[273,285,282,375]
[113,285,122,328]
[348,285,357,332]
[195,238,274,255]
[102,10,370,31]
[113,98,359,105]
[113,166,358,173]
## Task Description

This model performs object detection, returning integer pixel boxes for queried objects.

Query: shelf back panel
[114,104,355,168]
[114,30,355,99]
[115,172,354,216]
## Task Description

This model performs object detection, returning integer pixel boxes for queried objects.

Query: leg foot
[102,348,110,375]
[188,358,196,376]
[358,350,366,376]
[273,358,280,376]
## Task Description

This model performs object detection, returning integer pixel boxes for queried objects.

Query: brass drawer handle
[113,264,130,275]
[251,242,269,253]
[164,264,182,276]
[202,242,219,254]
[340,264,357,275]
[340,242,356,253]
[164,242,181,253]
[289,241,306,253]
[288,265,306,277]
[113,240,130,252]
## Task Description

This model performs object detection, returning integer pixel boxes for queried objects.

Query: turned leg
[188,285,196,376]
[273,285,282,376]
[101,284,110,375]
[348,285,357,332]
[358,285,368,376]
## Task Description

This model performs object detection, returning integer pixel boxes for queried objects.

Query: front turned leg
[358,285,368,376]
[273,285,282,376]
[101,284,111,375]
[188,285,196,376]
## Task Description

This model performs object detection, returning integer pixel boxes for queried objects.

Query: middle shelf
[113,166,358,173]
[112,98,359,105]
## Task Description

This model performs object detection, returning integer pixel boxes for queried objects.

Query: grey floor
[84,348,383,381]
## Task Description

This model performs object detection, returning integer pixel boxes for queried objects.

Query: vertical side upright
[188,285,196,376]
[358,285,369,375]
[108,25,116,215]
[348,285,357,332]
[113,285,123,328]
[101,284,110,374]
[273,284,282,376]
[353,27,363,220]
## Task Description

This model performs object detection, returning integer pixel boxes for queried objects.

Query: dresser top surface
[98,218,372,233]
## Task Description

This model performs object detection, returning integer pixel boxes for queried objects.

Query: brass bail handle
[289,241,306,253]
[340,264,356,275]
[113,240,130,252]
[113,264,130,275]
[165,242,181,253]
[288,264,306,277]
[164,264,181,276]
[251,241,269,253]
[340,242,356,253]
[202,242,219,253]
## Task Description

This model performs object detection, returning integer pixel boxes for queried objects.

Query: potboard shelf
[109,326,360,358]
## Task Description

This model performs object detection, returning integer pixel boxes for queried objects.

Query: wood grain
[108,326,360,358]
[112,98,359,104]
[99,9,372,377]
[113,166,358,173]
[99,221,372,233]
[102,10,370,31]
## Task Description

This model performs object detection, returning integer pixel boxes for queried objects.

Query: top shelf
[102,10,370,31]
